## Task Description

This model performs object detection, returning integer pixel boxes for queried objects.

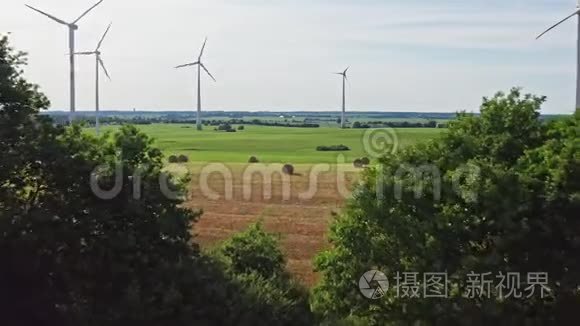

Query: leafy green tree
[218,222,286,278]
[214,222,315,325]
[313,88,580,324]
[0,34,51,210]
[0,34,67,325]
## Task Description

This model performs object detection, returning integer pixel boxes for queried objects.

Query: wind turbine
[175,38,216,131]
[25,0,104,123]
[75,23,112,136]
[536,1,580,110]
[334,67,349,129]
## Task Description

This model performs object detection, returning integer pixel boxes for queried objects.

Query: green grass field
[95,124,443,164]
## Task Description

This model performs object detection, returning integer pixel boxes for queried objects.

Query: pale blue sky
[1,0,577,113]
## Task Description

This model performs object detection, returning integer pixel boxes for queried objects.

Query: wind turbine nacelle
[70,24,79,30]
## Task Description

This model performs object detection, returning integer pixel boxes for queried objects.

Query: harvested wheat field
[183,163,361,286]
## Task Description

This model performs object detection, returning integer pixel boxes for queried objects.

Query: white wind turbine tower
[536,1,580,110]
[75,23,112,136]
[334,67,349,129]
[25,0,104,123]
[175,38,216,131]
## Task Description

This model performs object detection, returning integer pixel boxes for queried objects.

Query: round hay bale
[282,164,294,175]
[360,157,370,166]
[168,155,178,163]
[353,159,363,168]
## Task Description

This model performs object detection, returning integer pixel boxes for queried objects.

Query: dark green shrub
[352,122,370,129]
[238,125,245,130]
[212,223,315,324]
[353,159,363,168]
[316,145,350,152]
[218,222,284,277]
[248,156,259,163]
[168,155,178,163]
[218,123,234,132]
[360,157,370,165]
[177,154,189,163]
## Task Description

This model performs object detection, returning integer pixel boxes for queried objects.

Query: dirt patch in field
[184,163,360,286]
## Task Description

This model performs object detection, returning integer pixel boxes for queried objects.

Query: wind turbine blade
[200,63,216,82]
[345,74,351,87]
[96,22,112,50]
[75,51,95,55]
[344,66,350,74]
[536,9,580,39]
[198,37,208,60]
[98,57,111,80]
[73,0,104,24]
[175,62,199,69]
[25,5,68,25]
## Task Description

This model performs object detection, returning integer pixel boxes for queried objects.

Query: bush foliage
[217,123,236,132]
[213,222,315,325]
[177,154,189,163]
[316,144,350,152]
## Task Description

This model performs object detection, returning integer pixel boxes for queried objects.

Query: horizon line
[41,109,571,116]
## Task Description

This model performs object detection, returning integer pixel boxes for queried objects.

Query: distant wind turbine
[25,0,104,123]
[536,1,580,110]
[334,67,349,129]
[175,38,216,131]
[75,23,112,136]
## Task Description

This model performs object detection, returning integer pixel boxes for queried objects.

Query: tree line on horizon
[49,115,447,130]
